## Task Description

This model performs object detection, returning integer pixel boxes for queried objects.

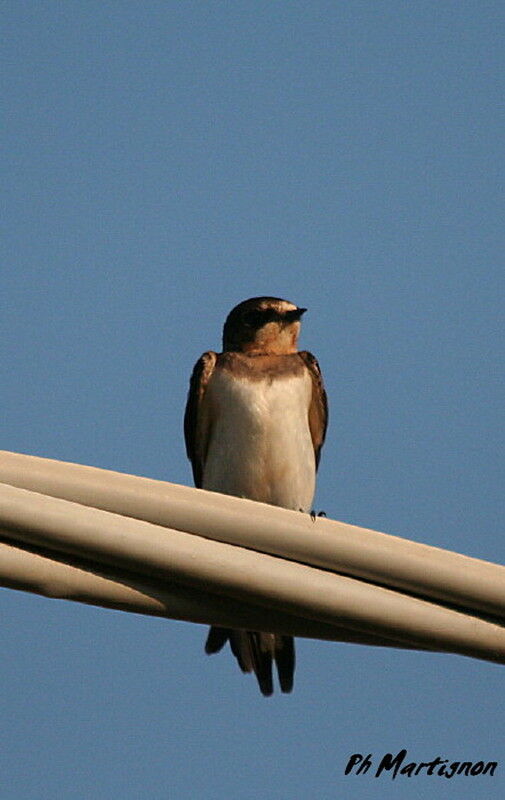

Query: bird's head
[222,296,307,354]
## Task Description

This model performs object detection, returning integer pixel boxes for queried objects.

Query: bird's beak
[284,307,307,323]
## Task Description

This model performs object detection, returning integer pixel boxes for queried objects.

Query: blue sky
[2,2,504,798]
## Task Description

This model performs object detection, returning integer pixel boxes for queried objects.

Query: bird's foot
[310,509,327,522]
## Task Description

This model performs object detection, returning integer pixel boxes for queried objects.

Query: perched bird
[184,296,328,695]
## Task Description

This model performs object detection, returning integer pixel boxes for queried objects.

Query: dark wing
[183,351,217,488]
[298,351,328,470]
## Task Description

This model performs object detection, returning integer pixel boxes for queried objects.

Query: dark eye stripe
[284,309,301,322]
[242,307,303,327]
[243,309,273,326]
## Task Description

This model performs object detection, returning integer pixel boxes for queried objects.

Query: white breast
[202,369,316,511]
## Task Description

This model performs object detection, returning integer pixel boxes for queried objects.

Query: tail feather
[244,632,274,696]
[275,635,295,693]
[204,626,229,655]
[205,626,295,696]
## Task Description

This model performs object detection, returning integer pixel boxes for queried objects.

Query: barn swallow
[184,296,328,695]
